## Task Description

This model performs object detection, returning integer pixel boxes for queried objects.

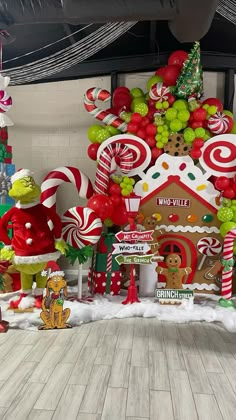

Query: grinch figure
[0,169,67,309]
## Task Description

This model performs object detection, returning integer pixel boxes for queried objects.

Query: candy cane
[41,166,94,211]
[95,142,133,194]
[221,228,236,300]
[84,87,127,132]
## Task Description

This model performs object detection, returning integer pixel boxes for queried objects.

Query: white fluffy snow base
[1,290,236,332]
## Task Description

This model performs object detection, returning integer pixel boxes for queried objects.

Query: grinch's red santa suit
[0,169,67,309]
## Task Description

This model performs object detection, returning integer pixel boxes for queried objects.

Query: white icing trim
[134,153,220,209]
[157,282,220,291]
[156,225,220,234]
[14,251,61,264]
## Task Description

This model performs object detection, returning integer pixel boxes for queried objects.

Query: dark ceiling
[1,5,236,84]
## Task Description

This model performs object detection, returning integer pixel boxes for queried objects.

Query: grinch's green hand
[54,239,68,255]
[0,246,15,262]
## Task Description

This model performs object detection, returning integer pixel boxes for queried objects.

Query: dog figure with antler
[39,261,71,330]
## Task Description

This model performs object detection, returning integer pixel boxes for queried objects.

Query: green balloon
[219,221,236,238]
[230,122,236,134]
[87,125,102,143]
[223,109,233,118]
[105,126,121,135]
[131,97,146,112]
[130,87,144,98]
[146,75,163,92]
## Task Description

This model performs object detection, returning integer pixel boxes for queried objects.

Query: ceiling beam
[27,52,236,85]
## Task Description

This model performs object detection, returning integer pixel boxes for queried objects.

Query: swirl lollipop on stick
[199,135,236,178]
[62,206,102,299]
[197,237,222,270]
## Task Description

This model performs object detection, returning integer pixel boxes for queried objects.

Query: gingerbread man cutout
[142,215,164,256]
[156,253,192,289]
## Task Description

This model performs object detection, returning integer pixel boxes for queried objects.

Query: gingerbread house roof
[134,154,220,211]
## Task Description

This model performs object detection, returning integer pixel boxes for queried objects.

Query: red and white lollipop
[62,206,102,249]
[197,237,222,270]
[0,90,12,113]
[207,112,230,135]
[199,134,236,178]
[149,82,170,102]
[41,166,94,211]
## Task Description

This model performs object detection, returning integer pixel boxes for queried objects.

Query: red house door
[158,235,197,284]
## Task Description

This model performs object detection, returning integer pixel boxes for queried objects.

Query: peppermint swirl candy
[149,82,170,102]
[207,112,229,134]
[62,206,102,248]
[0,90,12,113]
[199,135,236,177]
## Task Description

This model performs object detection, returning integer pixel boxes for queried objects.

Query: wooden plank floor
[0,318,235,419]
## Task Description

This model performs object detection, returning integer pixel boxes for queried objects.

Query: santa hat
[11,169,34,184]
[43,261,64,279]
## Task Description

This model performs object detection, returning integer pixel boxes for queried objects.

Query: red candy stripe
[41,166,94,211]
[62,206,102,249]
[95,143,133,194]
[221,228,236,300]
[84,87,127,132]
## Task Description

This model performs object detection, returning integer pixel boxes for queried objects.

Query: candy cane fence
[221,228,236,300]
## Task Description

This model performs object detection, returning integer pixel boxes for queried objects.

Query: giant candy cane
[95,142,133,194]
[221,228,236,300]
[84,87,127,132]
[41,166,94,211]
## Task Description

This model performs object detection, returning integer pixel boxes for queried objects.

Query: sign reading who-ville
[156,197,190,208]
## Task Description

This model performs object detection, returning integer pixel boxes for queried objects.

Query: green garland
[65,244,93,265]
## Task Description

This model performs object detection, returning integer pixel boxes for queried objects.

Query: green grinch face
[9,176,41,202]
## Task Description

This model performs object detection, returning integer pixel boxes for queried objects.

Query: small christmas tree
[174,41,203,99]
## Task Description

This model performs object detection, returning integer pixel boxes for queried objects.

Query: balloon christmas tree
[84,41,236,249]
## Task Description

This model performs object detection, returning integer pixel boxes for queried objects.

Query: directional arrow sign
[115,254,154,265]
[112,243,151,254]
[115,230,154,242]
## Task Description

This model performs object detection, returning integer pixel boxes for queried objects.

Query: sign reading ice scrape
[155,289,194,304]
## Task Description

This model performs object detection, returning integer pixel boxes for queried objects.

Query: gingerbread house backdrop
[135,152,226,294]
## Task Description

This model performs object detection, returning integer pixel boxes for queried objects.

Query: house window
[159,240,187,267]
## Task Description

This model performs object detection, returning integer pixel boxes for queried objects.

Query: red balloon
[87,143,100,161]
[145,136,156,148]
[223,187,236,199]
[215,176,231,191]
[151,147,162,160]
[112,92,131,110]
[155,67,166,77]
[168,50,188,67]
[87,194,114,221]
[190,149,202,159]
[226,115,234,133]
[113,86,130,98]
[108,183,121,196]
[202,98,223,113]
[111,203,128,226]
[161,65,181,86]
[110,194,121,207]
[131,112,143,124]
